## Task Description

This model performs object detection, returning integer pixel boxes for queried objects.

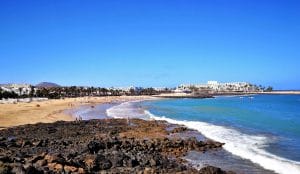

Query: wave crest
[145,110,300,174]
[106,101,300,174]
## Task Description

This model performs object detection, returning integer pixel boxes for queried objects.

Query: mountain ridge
[36,82,60,88]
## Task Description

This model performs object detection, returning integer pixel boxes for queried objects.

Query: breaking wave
[106,101,300,174]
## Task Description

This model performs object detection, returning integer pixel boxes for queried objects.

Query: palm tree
[109,89,115,96]
[97,87,101,96]
[41,88,49,97]
[0,87,2,100]
[18,87,22,96]
[69,86,77,97]
[101,88,108,96]
[265,86,273,92]
[129,88,135,96]
[29,85,35,97]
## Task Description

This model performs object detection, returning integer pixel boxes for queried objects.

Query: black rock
[0,163,12,174]
[124,158,139,168]
[150,158,157,167]
[98,157,112,170]
[11,165,25,174]
[22,140,33,148]
[47,127,57,134]
[25,166,43,174]
[32,140,43,147]
[0,142,6,148]
[199,165,227,174]
[0,118,232,174]
[0,156,11,163]
[110,151,125,167]
[87,141,104,154]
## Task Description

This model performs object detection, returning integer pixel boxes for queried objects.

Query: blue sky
[0,0,299,89]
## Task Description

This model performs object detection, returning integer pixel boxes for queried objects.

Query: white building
[0,83,33,95]
[176,81,261,93]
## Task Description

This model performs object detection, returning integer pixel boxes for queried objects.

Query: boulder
[28,154,44,164]
[170,126,188,133]
[0,163,11,174]
[84,154,112,171]
[124,158,139,168]
[47,127,57,134]
[21,140,32,148]
[25,165,43,174]
[47,163,63,173]
[0,156,11,163]
[87,141,104,154]
[110,151,125,167]
[44,154,65,164]
[64,165,78,173]
[77,167,85,174]
[199,165,227,174]
[11,165,25,174]
[35,159,47,167]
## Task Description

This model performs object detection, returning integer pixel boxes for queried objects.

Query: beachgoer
[127,116,130,125]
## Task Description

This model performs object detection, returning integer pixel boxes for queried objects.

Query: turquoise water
[140,95,300,174]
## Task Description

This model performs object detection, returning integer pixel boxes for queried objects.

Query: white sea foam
[70,106,92,120]
[145,111,300,174]
[106,101,300,174]
[106,101,147,119]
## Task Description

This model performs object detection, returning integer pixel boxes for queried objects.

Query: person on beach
[127,116,130,125]
[76,115,82,122]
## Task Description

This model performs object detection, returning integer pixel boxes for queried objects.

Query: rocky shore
[0,119,235,174]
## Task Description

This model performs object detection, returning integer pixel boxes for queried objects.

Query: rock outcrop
[0,119,234,174]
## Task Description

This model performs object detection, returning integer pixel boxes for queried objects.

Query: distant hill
[36,82,60,88]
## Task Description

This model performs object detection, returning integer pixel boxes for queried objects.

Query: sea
[70,95,300,174]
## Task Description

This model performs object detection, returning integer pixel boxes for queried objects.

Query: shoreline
[153,93,214,99]
[0,118,233,173]
[140,96,300,174]
[1,95,299,173]
[1,91,298,129]
[0,96,155,129]
[153,93,264,100]
[107,99,279,174]
[259,91,300,95]
[0,97,279,174]
[152,91,300,99]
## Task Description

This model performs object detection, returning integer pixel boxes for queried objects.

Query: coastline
[106,98,279,174]
[153,93,213,99]
[260,91,300,95]
[2,94,299,173]
[0,96,237,173]
[0,118,234,173]
[1,90,298,129]
[0,97,231,173]
[153,91,300,100]
[138,95,300,174]
[0,96,155,129]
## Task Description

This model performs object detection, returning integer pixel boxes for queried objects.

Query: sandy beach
[0,96,155,129]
